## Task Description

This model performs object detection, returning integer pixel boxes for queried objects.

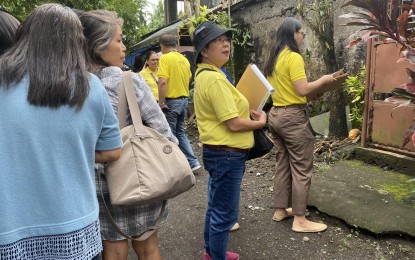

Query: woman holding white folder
[192,21,266,260]
[263,17,333,233]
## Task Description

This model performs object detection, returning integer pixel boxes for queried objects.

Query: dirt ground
[127,124,415,259]
[157,124,415,260]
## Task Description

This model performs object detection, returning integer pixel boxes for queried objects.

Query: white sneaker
[230,223,240,232]
[191,165,201,172]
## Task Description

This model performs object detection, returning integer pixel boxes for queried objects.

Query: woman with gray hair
[0,4,122,259]
[79,10,177,260]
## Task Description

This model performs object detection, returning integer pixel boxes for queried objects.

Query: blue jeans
[203,147,247,260]
[164,98,200,169]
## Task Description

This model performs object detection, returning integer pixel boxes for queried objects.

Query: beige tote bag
[104,72,195,206]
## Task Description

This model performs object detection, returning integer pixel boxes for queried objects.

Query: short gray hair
[159,33,177,47]
[79,10,124,67]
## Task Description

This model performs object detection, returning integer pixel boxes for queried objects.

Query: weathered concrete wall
[231,0,366,79]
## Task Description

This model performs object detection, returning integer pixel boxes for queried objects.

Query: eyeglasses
[212,36,232,44]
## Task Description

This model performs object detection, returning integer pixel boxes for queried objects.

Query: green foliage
[180,5,228,36]
[344,65,366,129]
[147,0,165,32]
[232,26,253,47]
[180,5,252,48]
[0,0,147,50]
[1,0,44,20]
[105,0,147,49]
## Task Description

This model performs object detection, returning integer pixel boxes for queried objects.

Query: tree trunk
[194,0,200,17]
[328,90,349,138]
[320,16,348,139]
[164,0,178,24]
[184,0,192,19]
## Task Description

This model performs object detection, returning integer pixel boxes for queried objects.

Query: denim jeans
[164,98,200,169]
[203,147,247,260]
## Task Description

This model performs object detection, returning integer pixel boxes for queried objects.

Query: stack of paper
[236,64,274,111]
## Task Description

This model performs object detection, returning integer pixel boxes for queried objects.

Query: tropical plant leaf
[339,11,373,21]
[346,38,363,48]
[341,0,399,43]
[352,96,361,103]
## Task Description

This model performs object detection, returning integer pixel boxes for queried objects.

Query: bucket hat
[192,21,232,62]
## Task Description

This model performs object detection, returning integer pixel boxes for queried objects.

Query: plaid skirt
[98,192,168,241]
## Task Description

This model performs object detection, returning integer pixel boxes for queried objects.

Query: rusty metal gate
[362,40,415,156]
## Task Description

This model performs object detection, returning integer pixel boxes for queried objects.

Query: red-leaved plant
[340,0,415,148]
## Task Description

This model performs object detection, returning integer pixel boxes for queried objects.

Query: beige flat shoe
[230,223,240,232]
[272,208,294,222]
[292,221,327,233]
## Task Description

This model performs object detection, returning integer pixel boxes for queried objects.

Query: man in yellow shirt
[158,33,201,171]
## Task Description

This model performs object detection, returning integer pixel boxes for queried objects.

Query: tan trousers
[268,105,314,216]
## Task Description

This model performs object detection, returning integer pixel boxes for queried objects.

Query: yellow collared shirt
[139,67,159,101]
[158,52,191,98]
[267,47,307,106]
[194,63,253,149]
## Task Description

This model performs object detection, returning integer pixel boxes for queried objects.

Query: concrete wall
[231,0,366,78]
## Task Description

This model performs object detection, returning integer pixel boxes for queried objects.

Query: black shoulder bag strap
[195,68,216,77]
[150,73,158,85]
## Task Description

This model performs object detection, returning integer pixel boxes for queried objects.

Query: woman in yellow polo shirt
[139,51,159,101]
[192,21,266,260]
[263,17,334,233]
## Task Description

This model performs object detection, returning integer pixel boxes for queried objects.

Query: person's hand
[250,110,261,121]
[159,102,169,110]
[322,74,335,85]
[250,110,266,123]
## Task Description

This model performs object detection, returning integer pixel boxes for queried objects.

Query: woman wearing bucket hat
[192,21,266,260]
[263,17,333,233]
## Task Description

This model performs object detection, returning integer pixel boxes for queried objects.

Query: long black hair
[263,17,303,78]
[0,9,20,55]
[0,3,90,111]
